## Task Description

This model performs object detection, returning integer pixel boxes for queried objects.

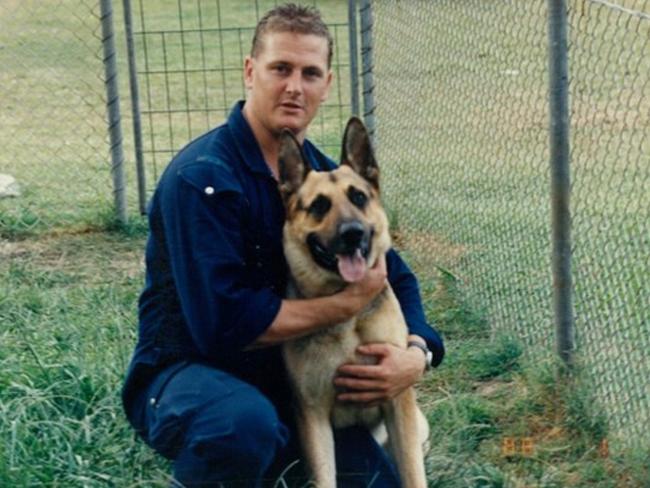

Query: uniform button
[149,397,156,406]
[204,186,215,195]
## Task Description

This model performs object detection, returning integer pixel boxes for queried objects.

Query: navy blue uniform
[122,101,444,487]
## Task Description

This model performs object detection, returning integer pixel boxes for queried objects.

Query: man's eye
[308,195,331,218]
[348,187,368,209]
[274,65,289,74]
[304,69,321,79]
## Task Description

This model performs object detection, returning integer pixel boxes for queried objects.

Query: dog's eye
[308,195,331,218]
[347,187,368,209]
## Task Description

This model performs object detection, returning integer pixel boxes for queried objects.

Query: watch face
[426,351,433,369]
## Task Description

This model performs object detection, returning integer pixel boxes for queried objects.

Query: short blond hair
[251,3,333,68]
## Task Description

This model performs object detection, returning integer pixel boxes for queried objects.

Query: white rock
[0,174,21,198]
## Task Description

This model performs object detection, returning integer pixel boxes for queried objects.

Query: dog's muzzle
[307,222,373,281]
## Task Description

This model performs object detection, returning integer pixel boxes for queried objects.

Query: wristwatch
[407,340,433,371]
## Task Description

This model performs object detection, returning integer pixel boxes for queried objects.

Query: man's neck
[242,104,304,180]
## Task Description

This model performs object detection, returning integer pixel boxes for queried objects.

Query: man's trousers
[127,362,402,487]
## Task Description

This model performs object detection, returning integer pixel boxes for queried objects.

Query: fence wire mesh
[568,0,649,447]
[370,0,649,449]
[130,0,352,193]
[0,1,117,235]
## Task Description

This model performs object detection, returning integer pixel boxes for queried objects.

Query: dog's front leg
[383,388,427,487]
[298,409,336,488]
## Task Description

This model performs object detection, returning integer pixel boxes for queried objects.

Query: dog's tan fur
[278,118,428,487]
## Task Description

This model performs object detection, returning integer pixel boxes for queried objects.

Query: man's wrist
[407,340,433,372]
[336,286,364,318]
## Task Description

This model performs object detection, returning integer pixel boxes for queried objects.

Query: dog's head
[279,117,391,290]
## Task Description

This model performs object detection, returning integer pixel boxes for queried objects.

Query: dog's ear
[278,129,310,201]
[341,117,379,190]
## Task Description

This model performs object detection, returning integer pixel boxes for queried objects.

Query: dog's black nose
[339,221,365,250]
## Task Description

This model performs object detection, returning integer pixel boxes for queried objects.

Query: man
[122,4,444,487]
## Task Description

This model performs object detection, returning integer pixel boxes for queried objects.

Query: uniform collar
[227,100,275,178]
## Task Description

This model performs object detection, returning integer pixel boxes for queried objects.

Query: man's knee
[174,384,289,486]
[186,390,288,465]
[144,363,288,467]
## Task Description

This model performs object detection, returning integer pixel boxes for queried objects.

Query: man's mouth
[280,101,304,112]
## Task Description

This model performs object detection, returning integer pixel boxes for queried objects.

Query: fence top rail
[587,0,650,20]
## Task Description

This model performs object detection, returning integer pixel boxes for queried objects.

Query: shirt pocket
[240,224,270,284]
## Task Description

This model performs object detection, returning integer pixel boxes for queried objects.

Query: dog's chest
[283,320,362,407]
[283,286,408,429]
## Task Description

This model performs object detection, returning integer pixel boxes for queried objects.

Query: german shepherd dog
[277,118,428,487]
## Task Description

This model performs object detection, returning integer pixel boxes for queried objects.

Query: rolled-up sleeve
[159,159,281,359]
[386,249,445,367]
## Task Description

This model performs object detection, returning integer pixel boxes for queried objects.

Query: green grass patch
[429,268,490,341]
[2,226,648,486]
[416,269,648,487]
[0,229,168,485]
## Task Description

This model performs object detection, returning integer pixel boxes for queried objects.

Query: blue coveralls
[122,101,445,487]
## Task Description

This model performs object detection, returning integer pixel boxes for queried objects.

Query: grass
[0,220,169,486]
[417,271,649,487]
[2,224,648,486]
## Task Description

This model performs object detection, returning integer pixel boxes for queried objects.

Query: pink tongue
[337,249,367,283]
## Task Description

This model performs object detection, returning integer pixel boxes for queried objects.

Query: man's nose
[285,71,303,94]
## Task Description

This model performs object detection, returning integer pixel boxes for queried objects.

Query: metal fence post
[547,0,574,367]
[100,0,127,224]
[359,0,376,144]
[123,0,147,215]
[348,0,360,116]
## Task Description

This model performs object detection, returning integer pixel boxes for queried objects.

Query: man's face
[244,31,332,140]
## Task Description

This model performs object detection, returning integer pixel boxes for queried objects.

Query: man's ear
[278,129,310,201]
[243,56,254,90]
[320,70,333,103]
[341,117,379,190]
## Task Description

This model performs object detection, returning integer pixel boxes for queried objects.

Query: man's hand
[333,342,426,407]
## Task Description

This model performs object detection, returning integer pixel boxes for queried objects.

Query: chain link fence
[370,0,649,449]
[0,0,353,229]
[0,0,120,235]
[569,0,649,448]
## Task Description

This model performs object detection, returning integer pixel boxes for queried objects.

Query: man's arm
[252,255,388,346]
[385,249,445,365]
